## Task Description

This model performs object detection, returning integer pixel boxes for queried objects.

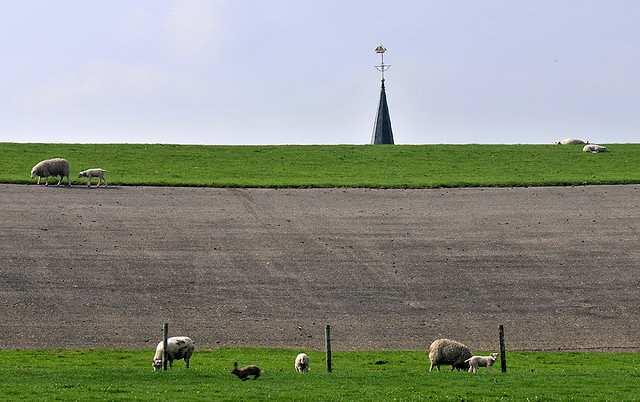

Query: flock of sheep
[556,137,608,153]
[155,336,496,378]
[30,158,108,187]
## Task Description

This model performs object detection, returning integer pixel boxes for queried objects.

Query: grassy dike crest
[2,143,639,188]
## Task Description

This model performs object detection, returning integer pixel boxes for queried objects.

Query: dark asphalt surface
[1,184,638,351]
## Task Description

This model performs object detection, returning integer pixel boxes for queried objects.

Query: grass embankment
[1,349,638,401]
[1,143,639,188]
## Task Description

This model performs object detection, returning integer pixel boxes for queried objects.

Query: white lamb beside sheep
[152,336,195,371]
[583,144,607,153]
[465,353,498,374]
[78,168,108,187]
[294,352,309,373]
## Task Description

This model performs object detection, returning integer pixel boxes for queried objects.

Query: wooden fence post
[162,323,169,371]
[325,324,332,373]
[499,324,507,373]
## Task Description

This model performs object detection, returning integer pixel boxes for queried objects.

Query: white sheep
[30,158,71,186]
[294,352,310,373]
[556,138,588,145]
[465,353,498,374]
[428,338,473,372]
[583,144,607,153]
[78,168,108,187]
[152,336,195,371]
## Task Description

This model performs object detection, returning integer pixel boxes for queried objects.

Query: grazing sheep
[294,353,310,373]
[556,138,588,145]
[152,336,195,372]
[78,168,108,187]
[428,338,472,372]
[465,353,498,374]
[583,144,607,153]
[30,158,71,186]
[231,362,261,380]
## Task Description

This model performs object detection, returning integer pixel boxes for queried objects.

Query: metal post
[325,324,332,373]
[162,323,169,371]
[499,324,507,373]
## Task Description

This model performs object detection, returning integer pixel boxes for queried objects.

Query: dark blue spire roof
[371,79,394,144]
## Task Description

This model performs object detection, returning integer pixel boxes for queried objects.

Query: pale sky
[2,0,639,144]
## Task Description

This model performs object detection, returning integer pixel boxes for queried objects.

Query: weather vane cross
[374,44,391,81]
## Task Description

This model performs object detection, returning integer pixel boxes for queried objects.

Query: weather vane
[374,44,391,81]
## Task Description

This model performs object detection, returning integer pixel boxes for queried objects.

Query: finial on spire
[374,44,391,82]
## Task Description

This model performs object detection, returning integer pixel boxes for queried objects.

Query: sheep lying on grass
[31,158,71,186]
[583,144,607,153]
[465,353,498,374]
[231,362,261,380]
[556,138,588,145]
[295,353,309,373]
[152,336,195,372]
[78,168,108,187]
[428,338,472,372]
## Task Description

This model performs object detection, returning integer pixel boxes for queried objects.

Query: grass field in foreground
[1,143,639,188]
[1,349,638,401]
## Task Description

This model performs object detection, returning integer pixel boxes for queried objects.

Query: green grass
[1,349,638,401]
[1,143,639,188]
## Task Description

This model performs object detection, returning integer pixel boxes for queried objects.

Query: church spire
[371,44,394,144]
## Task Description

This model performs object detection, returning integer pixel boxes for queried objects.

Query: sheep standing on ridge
[152,336,195,372]
[428,338,472,372]
[294,353,309,373]
[30,158,71,186]
[231,362,261,380]
[556,138,588,145]
[78,168,108,187]
[465,353,498,374]
[583,144,607,153]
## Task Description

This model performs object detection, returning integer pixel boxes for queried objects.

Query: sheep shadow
[29,184,122,191]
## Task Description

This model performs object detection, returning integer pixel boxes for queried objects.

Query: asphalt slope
[1,184,638,351]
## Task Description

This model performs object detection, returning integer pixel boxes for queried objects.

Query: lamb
[30,158,71,186]
[428,338,473,372]
[556,138,588,145]
[231,362,261,380]
[152,336,195,372]
[583,144,607,153]
[78,168,108,187]
[465,353,498,374]
[294,352,310,373]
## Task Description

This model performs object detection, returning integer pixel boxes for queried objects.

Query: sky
[1,0,639,145]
